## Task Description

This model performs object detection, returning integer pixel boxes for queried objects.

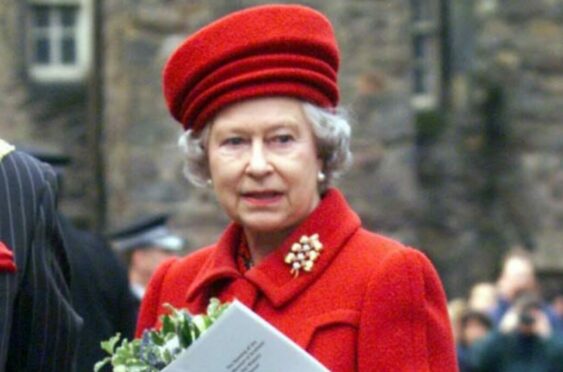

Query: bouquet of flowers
[95,299,230,372]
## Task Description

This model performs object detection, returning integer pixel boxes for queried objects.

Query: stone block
[534,230,563,270]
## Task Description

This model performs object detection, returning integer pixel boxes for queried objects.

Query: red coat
[136,189,457,371]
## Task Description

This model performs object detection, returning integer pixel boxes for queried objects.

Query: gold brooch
[284,234,323,277]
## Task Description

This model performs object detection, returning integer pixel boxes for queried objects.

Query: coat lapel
[185,189,361,310]
[185,223,242,310]
[246,189,361,307]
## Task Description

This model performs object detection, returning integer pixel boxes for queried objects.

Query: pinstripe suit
[0,145,82,371]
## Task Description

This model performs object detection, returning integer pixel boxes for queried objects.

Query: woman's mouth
[241,191,283,206]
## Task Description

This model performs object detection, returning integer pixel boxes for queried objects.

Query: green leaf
[100,333,121,355]
[178,320,193,348]
[192,322,201,339]
[207,298,220,315]
[94,357,111,372]
[150,331,165,346]
[203,316,215,329]
[207,298,230,321]
[162,348,173,364]
[162,314,175,334]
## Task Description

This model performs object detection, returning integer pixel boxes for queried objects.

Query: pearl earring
[317,171,326,183]
[206,179,213,186]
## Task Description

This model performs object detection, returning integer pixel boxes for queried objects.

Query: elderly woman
[136,4,456,371]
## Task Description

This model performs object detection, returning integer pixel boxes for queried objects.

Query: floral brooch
[284,234,323,277]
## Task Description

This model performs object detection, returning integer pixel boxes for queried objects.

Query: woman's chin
[239,215,293,235]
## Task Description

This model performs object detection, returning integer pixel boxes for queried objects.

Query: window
[28,0,91,82]
[410,0,441,109]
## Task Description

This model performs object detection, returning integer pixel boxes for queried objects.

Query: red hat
[163,4,340,131]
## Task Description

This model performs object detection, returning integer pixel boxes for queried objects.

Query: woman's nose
[246,142,272,177]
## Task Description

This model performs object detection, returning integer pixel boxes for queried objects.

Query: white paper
[162,300,329,372]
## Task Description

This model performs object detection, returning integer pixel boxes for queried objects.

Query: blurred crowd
[449,248,563,372]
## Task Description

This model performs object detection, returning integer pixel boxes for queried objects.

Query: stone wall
[0,1,94,226]
[0,1,34,140]
[473,0,563,283]
[415,0,563,294]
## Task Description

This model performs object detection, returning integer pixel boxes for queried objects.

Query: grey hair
[178,102,353,191]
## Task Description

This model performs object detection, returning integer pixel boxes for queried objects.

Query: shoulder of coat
[0,139,15,162]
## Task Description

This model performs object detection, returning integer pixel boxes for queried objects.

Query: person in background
[0,139,82,371]
[457,310,493,372]
[472,293,563,371]
[110,214,185,306]
[135,5,457,370]
[492,248,561,332]
[25,148,138,372]
[493,248,538,325]
[468,282,498,315]
[550,290,563,334]
[448,298,468,344]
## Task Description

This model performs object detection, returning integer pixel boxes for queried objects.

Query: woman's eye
[222,137,245,146]
[272,134,294,144]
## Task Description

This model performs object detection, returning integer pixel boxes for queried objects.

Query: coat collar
[186,188,361,308]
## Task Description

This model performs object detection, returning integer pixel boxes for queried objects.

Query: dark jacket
[0,147,82,371]
[59,216,138,372]
[472,331,563,372]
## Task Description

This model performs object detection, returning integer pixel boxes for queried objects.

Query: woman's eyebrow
[266,120,300,131]
[211,125,249,137]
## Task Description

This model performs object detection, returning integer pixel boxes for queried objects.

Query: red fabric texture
[163,4,339,131]
[0,241,16,273]
[136,189,458,371]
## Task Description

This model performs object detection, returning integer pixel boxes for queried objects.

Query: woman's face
[207,97,322,236]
